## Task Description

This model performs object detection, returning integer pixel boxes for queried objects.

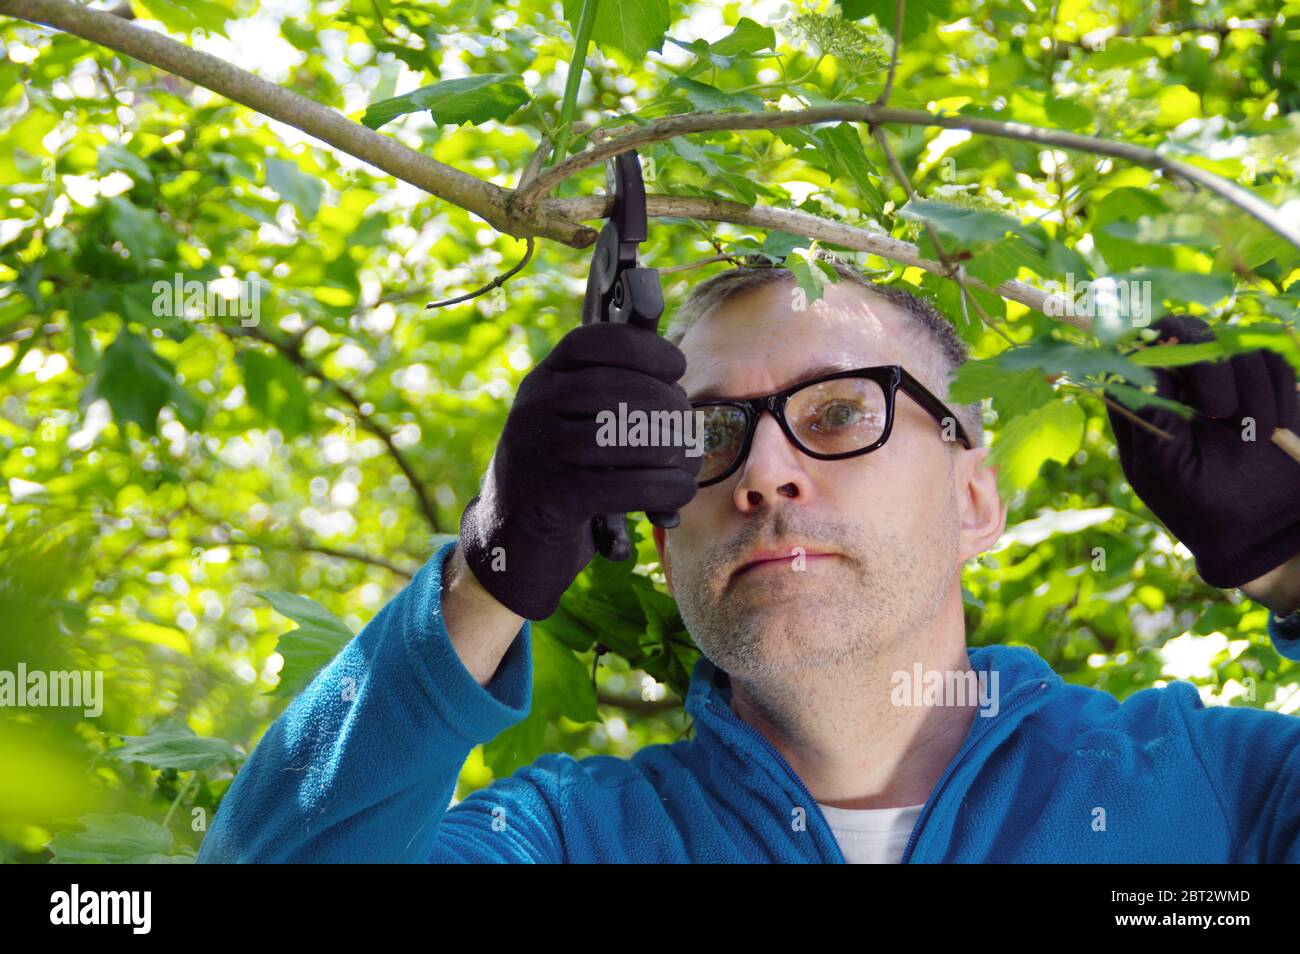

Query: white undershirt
[816,802,926,863]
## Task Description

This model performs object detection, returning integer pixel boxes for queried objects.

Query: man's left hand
[1105,314,1300,614]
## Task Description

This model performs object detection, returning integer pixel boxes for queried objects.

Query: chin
[702,606,860,679]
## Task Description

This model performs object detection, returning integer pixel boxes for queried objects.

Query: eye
[811,401,865,430]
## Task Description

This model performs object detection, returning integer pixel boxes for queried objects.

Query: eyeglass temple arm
[897,369,973,448]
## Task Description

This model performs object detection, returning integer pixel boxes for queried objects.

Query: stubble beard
[670,490,961,689]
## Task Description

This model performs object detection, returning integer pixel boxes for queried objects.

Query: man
[196,261,1300,863]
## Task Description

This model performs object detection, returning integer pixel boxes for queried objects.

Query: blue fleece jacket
[197,540,1300,863]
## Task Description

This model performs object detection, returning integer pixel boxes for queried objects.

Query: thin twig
[874,0,905,107]
[1098,392,1174,441]
[217,323,443,533]
[0,323,62,345]
[595,689,681,713]
[870,125,1019,347]
[184,500,418,578]
[655,253,740,275]
[425,237,535,309]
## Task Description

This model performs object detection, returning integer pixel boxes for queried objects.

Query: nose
[732,410,810,514]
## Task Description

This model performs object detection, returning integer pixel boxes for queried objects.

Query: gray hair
[664,259,983,446]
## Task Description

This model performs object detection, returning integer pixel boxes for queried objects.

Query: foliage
[0,0,1297,862]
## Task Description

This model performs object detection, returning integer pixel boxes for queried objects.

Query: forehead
[677,279,924,399]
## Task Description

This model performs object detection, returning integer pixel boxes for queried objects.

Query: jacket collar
[682,643,1064,862]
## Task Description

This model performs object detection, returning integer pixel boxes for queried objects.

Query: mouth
[730,547,839,581]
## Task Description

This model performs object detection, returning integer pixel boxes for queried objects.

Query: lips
[731,546,838,580]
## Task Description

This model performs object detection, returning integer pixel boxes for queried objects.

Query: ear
[652,524,674,597]
[956,446,1006,563]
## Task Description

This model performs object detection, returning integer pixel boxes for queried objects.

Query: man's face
[656,280,984,682]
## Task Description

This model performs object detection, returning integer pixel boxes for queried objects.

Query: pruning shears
[582,149,679,561]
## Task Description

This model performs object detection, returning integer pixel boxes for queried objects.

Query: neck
[726,589,975,810]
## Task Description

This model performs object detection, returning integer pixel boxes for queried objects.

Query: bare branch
[875,0,905,107]
[191,535,417,580]
[655,253,741,275]
[425,237,536,309]
[218,324,444,534]
[182,500,419,578]
[596,689,682,713]
[0,322,62,345]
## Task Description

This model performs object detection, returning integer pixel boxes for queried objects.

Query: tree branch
[875,0,905,107]
[188,534,417,580]
[514,105,1299,250]
[425,237,535,309]
[547,194,1081,324]
[220,324,444,534]
[596,689,681,713]
[655,253,741,275]
[5,0,1291,329]
[0,0,595,247]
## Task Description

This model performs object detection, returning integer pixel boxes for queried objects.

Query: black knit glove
[1106,314,1300,589]
[458,322,700,619]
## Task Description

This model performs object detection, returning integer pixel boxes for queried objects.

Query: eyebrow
[687,361,861,402]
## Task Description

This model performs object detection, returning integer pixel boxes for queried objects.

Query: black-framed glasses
[690,365,972,487]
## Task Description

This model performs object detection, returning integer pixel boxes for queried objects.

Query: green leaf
[1110,267,1234,310]
[667,17,777,76]
[135,0,232,37]
[666,36,733,72]
[1091,189,1174,271]
[918,271,985,346]
[280,18,317,51]
[1104,381,1195,417]
[991,338,1156,388]
[47,813,181,864]
[785,250,830,304]
[1155,84,1200,126]
[482,628,597,776]
[1044,96,1093,131]
[238,350,311,439]
[840,0,949,42]
[711,17,777,56]
[988,400,1086,497]
[761,231,809,262]
[361,74,531,130]
[563,0,672,63]
[1123,324,1296,369]
[663,135,721,176]
[818,124,884,218]
[86,331,195,435]
[665,77,763,112]
[112,719,240,771]
[899,198,1027,247]
[106,197,171,262]
[949,361,1055,418]
[258,591,355,698]
[96,145,153,184]
[965,236,1050,287]
[265,158,323,222]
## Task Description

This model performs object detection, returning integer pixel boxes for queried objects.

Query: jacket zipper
[898,678,1052,864]
[704,700,846,864]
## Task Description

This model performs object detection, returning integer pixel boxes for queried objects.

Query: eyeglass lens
[696,377,889,484]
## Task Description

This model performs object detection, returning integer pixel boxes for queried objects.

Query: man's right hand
[457,322,701,620]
